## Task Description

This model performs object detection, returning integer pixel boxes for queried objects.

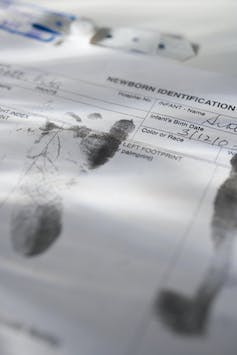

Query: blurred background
[25,0,237,74]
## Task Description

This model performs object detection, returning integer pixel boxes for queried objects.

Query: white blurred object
[70,17,96,38]
[21,0,237,75]
[91,26,198,61]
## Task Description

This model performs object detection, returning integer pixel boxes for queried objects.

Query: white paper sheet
[0,9,237,355]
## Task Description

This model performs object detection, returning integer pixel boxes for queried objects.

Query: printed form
[0,42,237,355]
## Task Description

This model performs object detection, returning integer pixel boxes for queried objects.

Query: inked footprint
[10,119,134,257]
[155,154,237,336]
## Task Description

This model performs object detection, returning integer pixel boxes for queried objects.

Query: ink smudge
[87,112,103,120]
[67,112,82,122]
[80,119,135,169]
[11,200,62,257]
[70,125,91,139]
[156,291,210,335]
